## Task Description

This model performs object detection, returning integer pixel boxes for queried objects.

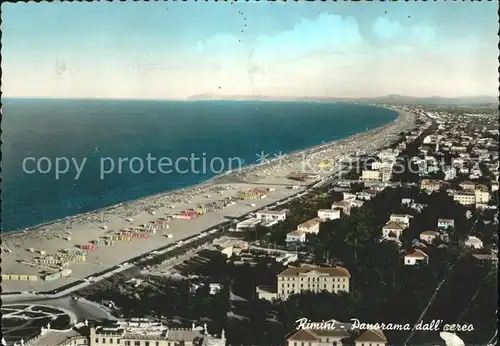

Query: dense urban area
[2,103,498,346]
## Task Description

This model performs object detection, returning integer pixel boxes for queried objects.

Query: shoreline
[2,105,402,237]
[0,106,416,292]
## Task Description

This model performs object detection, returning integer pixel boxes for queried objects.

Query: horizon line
[2,94,498,102]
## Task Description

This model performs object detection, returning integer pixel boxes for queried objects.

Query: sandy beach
[1,106,416,292]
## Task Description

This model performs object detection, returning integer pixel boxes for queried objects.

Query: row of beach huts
[12,187,273,284]
[172,188,272,220]
[18,220,174,282]
[2,268,72,282]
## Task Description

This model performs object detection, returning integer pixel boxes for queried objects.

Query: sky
[2,2,498,99]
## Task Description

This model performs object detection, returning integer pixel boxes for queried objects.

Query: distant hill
[354,94,498,105]
[187,93,498,105]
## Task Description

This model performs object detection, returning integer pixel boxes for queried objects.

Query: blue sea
[1,99,397,232]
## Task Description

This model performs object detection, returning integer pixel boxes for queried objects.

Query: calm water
[2,99,396,232]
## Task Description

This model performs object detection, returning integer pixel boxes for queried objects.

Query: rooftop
[298,218,321,228]
[383,221,406,230]
[278,266,351,278]
[405,248,428,259]
[356,329,388,342]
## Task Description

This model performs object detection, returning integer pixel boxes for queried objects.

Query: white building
[454,191,476,205]
[235,217,261,231]
[331,201,351,215]
[475,185,490,204]
[286,231,306,243]
[389,214,412,228]
[220,245,233,258]
[460,181,476,191]
[492,182,499,192]
[349,199,365,208]
[342,192,356,200]
[419,231,439,244]
[381,167,393,182]
[464,236,484,249]
[209,283,223,295]
[404,248,429,266]
[255,209,287,222]
[361,170,381,181]
[297,218,321,234]
[287,326,387,346]
[382,221,406,239]
[443,166,457,181]
[317,209,341,221]
[372,161,394,170]
[277,266,351,299]
[357,191,375,200]
[88,318,226,346]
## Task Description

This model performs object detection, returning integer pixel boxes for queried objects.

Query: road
[0,171,346,322]
[2,294,115,322]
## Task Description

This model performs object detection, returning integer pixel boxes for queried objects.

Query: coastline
[1,105,416,292]
[2,104,401,236]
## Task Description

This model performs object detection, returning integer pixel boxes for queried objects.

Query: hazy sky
[2,2,498,99]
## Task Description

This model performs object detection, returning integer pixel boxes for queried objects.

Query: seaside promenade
[1,106,416,294]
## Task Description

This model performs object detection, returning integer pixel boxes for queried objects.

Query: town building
[235,218,261,231]
[419,231,439,244]
[371,161,394,170]
[286,231,306,243]
[389,214,412,228]
[286,325,387,346]
[331,201,351,216]
[474,185,490,204]
[382,221,406,239]
[401,198,413,206]
[342,192,357,201]
[464,236,484,249]
[356,190,376,200]
[459,181,476,191]
[453,190,476,205]
[317,209,341,221]
[361,170,382,181]
[286,323,351,346]
[297,218,321,234]
[277,266,351,299]
[219,245,233,258]
[209,283,222,295]
[349,199,365,208]
[355,329,388,346]
[443,166,457,181]
[404,248,429,266]
[491,182,499,192]
[420,179,441,194]
[89,319,226,346]
[255,209,287,222]
[25,319,226,346]
[380,167,393,182]
[437,218,455,230]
